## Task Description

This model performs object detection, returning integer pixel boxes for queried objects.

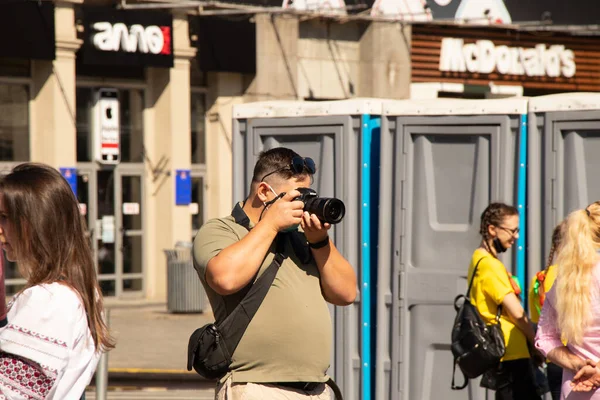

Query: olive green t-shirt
[192,210,332,383]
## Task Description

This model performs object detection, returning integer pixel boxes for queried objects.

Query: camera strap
[259,191,285,221]
[218,204,287,356]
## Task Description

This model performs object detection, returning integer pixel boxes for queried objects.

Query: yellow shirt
[528,265,558,324]
[467,249,530,362]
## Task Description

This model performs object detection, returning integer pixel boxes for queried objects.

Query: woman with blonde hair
[0,163,114,398]
[529,220,567,400]
[535,202,600,398]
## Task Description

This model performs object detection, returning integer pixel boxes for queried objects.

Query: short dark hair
[251,147,312,183]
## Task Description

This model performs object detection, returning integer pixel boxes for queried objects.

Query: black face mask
[492,237,507,254]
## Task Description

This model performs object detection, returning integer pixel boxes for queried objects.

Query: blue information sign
[60,167,77,197]
[175,169,192,205]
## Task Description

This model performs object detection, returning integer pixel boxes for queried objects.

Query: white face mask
[267,185,279,202]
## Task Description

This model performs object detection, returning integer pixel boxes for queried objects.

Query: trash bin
[164,241,207,313]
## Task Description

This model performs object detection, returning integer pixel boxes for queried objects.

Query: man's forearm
[547,346,585,372]
[206,221,278,295]
[312,241,357,306]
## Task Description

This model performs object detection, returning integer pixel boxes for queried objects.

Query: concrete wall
[244,16,412,102]
[2,4,414,301]
[359,21,411,99]
[144,13,196,301]
[245,14,299,102]
[204,17,412,221]
[31,0,81,167]
[2,2,199,302]
[204,72,245,220]
[297,20,363,99]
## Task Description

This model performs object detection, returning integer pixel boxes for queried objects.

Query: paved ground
[84,389,213,400]
[85,301,218,397]
[105,303,214,372]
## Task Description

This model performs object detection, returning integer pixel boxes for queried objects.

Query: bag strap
[216,203,287,356]
[326,377,345,400]
[451,360,468,390]
[466,255,504,322]
[465,257,486,299]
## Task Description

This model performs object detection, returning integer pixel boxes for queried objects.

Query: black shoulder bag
[187,204,285,380]
[451,257,506,390]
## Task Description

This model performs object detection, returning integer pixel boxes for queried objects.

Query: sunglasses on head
[260,156,316,182]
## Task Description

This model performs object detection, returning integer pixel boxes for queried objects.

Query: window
[0,83,29,161]
[0,58,30,78]
[191,91,206,164]
[0,70,31,294]
[190,60,207,236]
[191,176,204,232]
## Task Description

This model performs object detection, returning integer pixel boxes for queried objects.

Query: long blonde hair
[555,202,600,345]
[546,220,567,270]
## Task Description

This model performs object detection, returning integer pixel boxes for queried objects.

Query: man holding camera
[193,147,357,400]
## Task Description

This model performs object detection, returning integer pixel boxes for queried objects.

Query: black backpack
[451,257,506,390]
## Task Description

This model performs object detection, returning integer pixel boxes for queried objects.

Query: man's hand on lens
[301,211,331,244]
[262,189,305,233]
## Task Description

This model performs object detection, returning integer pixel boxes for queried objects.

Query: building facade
[0,0,410,302]
[6,0,595,302]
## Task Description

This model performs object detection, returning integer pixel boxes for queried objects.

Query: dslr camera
[294,188,345,224]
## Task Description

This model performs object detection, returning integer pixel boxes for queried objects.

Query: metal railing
[94,308,110,400]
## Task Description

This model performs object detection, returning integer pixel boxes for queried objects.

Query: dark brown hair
[251,147,313,185]
[479,202,519,255]
[0,163,114,351]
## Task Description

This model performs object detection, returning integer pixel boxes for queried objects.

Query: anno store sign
[412,25,600,92]
[80,8,173,68]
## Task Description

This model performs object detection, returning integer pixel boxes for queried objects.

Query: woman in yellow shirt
[529,221,566,400]
[468,203,541,400]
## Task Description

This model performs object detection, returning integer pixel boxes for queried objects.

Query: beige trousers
[215,376,332,400]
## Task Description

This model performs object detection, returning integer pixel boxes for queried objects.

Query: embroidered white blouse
[0,283,101,399]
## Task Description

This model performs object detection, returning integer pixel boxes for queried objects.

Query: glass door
[116,166,144,297]
[77,164,145,298]
[76,165,98,278]
[96,168,117,296]
[75,84,146,299]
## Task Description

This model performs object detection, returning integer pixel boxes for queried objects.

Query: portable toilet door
[232,98,384,400]
[376,98,528,400]
[527,93,600,290]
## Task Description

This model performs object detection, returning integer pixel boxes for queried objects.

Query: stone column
[144,13,196,302]
[204,72,245,219]
[359,22,411,99]
[202,14,300,219]
[245,14,299,102]
[30,0,81,168]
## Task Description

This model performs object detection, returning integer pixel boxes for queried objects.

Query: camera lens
[304,197,345,224]
[323,199,345,224]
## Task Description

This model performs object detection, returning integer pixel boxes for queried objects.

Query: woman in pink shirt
[535,202,600,398]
